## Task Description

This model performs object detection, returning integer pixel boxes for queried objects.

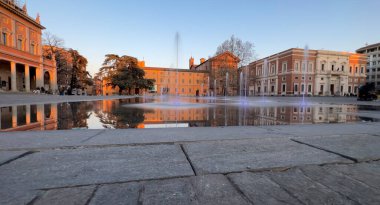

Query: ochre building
[102,51,240,96]
[248,48,367,96]
[0,1,57,92]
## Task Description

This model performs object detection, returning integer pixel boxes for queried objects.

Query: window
[355,67,358,73]
[295,62,299,71]
[361,67,364,73]
[1,32,7,45]
[308,85,312,93]
[332,65,335,71]
[17,39,23,50]
[320,85,324,93]
[282,84,286,92]
[350,67,352,73]
[282,62,287,73]
[321,78,324,81]
[30,44,35,55]
[321,64,325,71]
[341,65,344,72]
[282,77,286,81]
[295,77,298,80]
[294,84,298,92]
[271,86,274,92]
[301,84,305,92]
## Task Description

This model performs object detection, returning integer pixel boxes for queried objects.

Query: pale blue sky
[26,0,380,75]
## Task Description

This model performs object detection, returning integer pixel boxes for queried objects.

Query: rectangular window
[350,67,352,73]
[294,84,298,92]
[341,65,344,72]
[282,84,286,92]
[17,39,23,50]
[271,86,274,92]
[355,67,358,73]
[361,67,364,73]
[321,64,325,71]
[30,44,35,54]
[301,84,305,92]
[332,65,335,71]
[320,85,324,93]
[1,32,7,45]
[308,85,312,93]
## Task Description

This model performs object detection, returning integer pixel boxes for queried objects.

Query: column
[11,61,17,92]
[36,66,44,88]
[25,64,30,92]
[12,106,17,128]
[26,105,31,125]
[37,104,45,130]
[51,70,58,91]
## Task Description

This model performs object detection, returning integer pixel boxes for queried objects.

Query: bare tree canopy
[216,35,255,66]
[43,32,64,49]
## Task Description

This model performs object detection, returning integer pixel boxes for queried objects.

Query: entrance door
[330,84,334,95]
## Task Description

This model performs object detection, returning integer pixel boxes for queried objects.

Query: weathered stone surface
[90,175,250,205]
[0,188,40,205]
[295,135,380,161]
[34,186,95,205]
[0,145,194,190]
[228,172,301,205]
[89,183,141,205]
[267,168,357,205]
[0,151,28,165]
[301,165,380,205]
[323,162,380,190]
[183,138,350,174]
[0,130,103,150]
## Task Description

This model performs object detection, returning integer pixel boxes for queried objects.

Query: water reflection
[0,104,57,131]
[0,98,378,132]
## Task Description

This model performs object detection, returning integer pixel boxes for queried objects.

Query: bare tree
[43,32,64,55]
[216,35,255,66]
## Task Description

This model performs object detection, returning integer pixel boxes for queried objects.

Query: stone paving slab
[301,165,380,205]
[324,161,380,190]
[228,172,302,205]
[267,169,356,205]
[294,134,380,162]
[0,189,40,205]
[0,151,28,165]
[91,175,249,205]
[0,130,103,150]
[34,186,95,205]
[1,123,379,151]
[183,138,351,174]
[0,145,194,190]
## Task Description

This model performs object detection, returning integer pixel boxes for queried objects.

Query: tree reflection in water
[58,102,94,129]
[95,98,152,129]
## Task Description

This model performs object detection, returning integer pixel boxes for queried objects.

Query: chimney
[200,58,206,64]
[189,57,194,69]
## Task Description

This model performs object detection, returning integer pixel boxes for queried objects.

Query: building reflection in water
[0,104,57,131]
[0,99,368,131]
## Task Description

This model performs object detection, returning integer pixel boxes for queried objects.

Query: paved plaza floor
[0,122,379,205]
[0,95,379,204]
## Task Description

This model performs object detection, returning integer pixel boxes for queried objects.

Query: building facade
[0,0,57,93]
[191,51,240,96]
[356,42,380,92]
[248,48,367,96]
[102,52,240,96]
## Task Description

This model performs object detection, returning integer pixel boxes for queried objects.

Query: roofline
[356,42,380,52]
[143,67,209,73]
[0,1,45,29]
[195,51,241,68]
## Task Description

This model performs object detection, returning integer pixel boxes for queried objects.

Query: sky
[25,0,380,76]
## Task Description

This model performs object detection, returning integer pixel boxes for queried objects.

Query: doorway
[330,84,335,95]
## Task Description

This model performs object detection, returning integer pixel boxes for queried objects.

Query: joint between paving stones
[291,139,359,163]
[180,144,198,176]
[84,185,99,205]
[225,175,255,205]
[0,151,37,167]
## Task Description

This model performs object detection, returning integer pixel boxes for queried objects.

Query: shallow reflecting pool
[1,97,379,131]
